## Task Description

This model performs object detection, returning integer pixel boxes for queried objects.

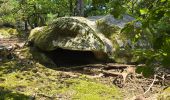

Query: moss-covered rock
[28,17,114,61]
[95,15,152,63]
[29,16,152,64]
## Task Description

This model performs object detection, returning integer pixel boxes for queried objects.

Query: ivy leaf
[140,8,148,15]
[161,0,166,2]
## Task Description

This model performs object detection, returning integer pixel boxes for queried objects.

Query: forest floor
[0,32,170,100]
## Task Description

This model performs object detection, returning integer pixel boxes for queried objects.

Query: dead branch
[102,70,128,84]
[102,70,124,76]
[104,63,136,70]
[144,74,157,95]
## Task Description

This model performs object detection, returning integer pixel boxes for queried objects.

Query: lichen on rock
[29,15,153,64]
[28,17,114,63]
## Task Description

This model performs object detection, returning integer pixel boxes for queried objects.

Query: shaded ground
[0,36,170,100]
[0,56,122,100]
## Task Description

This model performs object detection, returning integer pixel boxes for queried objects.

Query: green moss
[0,29,10,38]
[0,46,122,99]
[65,79,122,100]
[157,87,170,100]
[164,87,170,93]
[0,58,122,99]
[0,28,18,38]
[19,47,33,59]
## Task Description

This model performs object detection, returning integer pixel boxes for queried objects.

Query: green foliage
[136,65,154,77]
[0,0,18,24]
[107,0,127,18]
[120,0,170,68]
[140,8,148,15]
[161,36,170,67]
[0,0,73,29]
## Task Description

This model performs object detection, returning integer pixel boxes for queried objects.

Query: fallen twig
[102,70,124,76]
[102,70,128,84]
[144,74,157,95]
[104,63,135,70]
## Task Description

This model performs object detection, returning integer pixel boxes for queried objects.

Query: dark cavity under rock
[44,48,109,67]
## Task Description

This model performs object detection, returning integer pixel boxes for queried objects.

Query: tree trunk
[69,0,73,16]
[24,20,28,31]
[75,0,84,16]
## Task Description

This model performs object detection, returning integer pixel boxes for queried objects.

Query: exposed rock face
[88,14,135,36]
[89,15,152,63]
[28,17,114,63]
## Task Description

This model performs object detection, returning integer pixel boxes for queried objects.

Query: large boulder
[29,15,152,64]
[28,17,114,62]
[89,15,152,63]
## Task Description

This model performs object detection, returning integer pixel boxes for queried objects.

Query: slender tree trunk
[24,20,28,31]
[69,0,73,16]
[75,0,84,16]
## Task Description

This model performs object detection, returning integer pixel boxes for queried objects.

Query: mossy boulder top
[28,17,113,56]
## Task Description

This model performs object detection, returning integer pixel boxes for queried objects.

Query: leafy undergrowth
[0,48,122,100]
